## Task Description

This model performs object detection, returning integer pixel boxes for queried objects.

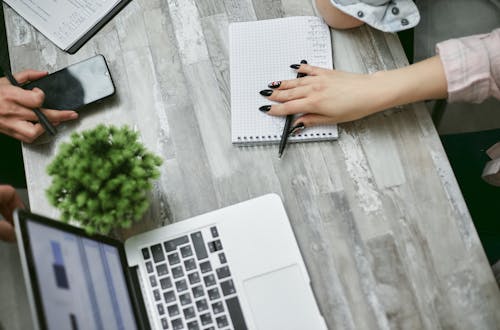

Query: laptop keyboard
[141,225,247,330]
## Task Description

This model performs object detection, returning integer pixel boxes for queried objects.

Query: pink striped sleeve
[436,28,500,104]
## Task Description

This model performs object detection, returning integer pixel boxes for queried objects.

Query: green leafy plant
[46,125,163,235]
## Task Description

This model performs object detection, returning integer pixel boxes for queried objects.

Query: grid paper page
[229,16,338,145]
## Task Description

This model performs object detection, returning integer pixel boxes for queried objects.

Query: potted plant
[46,125,163,234]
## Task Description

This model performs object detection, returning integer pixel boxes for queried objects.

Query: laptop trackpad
[243,264,321,330]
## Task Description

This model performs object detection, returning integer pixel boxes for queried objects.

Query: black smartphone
[24,54,115,110]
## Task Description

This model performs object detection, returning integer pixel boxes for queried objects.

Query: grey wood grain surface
[2,0,500,329]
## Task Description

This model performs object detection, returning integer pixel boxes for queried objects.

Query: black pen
[278,59,307,158]
[4,69,57,136]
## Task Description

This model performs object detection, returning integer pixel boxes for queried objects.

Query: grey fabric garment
[329,0,420,32]
[415,0,500,134]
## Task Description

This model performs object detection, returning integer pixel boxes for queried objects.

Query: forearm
[263,58,448,126]
[372,56,448,111]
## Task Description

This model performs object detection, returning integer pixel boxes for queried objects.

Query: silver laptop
[15,194,326,330]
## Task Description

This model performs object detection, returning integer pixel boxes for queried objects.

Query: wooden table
[4,1,500,329]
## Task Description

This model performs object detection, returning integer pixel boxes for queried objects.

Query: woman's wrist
[370,56,448,112]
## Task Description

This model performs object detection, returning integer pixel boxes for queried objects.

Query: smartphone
[24,55,115,110]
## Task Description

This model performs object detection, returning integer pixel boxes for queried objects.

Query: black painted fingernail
[290,64,300,69]
[268,81,281,88]
[300,59,308,64]
[259,105,271,112]
[290,123,305,135]
[259,89,273,96]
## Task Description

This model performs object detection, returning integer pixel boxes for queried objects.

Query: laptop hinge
[127,266,151,330]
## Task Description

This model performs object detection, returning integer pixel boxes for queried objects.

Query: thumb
[292,113,339,128]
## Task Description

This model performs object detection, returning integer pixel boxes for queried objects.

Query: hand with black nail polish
[289,122,305,135]
[259,89,273,96]
[258,58,448,128]
[268,81,281,89]
[260,63,381,127]
[259,105,271,112]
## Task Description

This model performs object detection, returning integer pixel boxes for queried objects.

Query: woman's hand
[260,64,385,128]
[260,57,448,128]
[0,69,78,143]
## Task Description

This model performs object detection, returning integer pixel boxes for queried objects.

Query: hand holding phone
[5,69,57,136]
[0,55,113,143]
[0,70,78,143]
[24,54,116,110]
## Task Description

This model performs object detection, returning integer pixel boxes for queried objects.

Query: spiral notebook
[229,16,338,145]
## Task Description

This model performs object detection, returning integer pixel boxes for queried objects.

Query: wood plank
[224,0,257,22]
[252,0,284,20]
[3,1,500,328]
[195,0,226,18]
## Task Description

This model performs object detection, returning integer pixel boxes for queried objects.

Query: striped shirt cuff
[436,29,500,104]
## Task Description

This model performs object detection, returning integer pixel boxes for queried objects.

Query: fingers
[0,121,46,143]
[292,113,339,128]
[0,185,23,224]
[41,109,78,123]
[14,109,76,141]
[16,121,65,143]
[295,63,330,77]
[264,98,315,116]
[0,185,17,207]
[266,85,314,103]
[8,188,24,212]
[267,65,333,91]
[0,106,76,143]
[14,69,48,84]
[1,103,40,121]
[2,86,78,120]
[1,85,45,108]
[0,96,77,143]
[11,122,46,143]
[267,76,309,91]
[0,221,16,242]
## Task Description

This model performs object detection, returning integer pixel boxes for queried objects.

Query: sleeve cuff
[436,34,492,103]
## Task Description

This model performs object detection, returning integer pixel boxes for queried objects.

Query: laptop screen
[20,213,138,330]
